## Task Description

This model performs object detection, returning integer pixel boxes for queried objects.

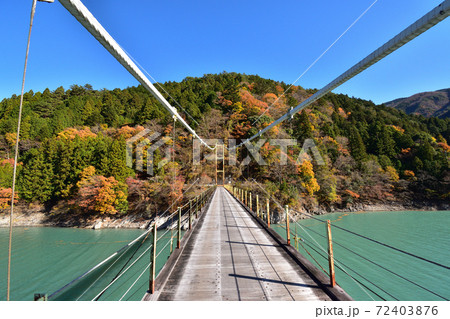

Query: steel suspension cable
[251,0,379,126]
[118,44,201,127]
[7,0,40,301]
[230,0,450,150]
[57,0,215,151]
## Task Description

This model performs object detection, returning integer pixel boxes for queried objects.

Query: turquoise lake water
[1,210,449,301]
[273,210,450,301]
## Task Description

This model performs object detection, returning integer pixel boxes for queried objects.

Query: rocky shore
[0,210,151,229]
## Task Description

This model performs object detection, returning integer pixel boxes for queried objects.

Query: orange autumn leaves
[240,90,269,117]
[230,88,285,138]
[57,127,97,140]
[0,188,18,210]
[0,159,19,210]
[74,166,128,215]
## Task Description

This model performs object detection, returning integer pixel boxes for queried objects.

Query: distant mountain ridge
[385,88,450,118]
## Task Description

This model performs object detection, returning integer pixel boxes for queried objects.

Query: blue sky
[1,0,449,104]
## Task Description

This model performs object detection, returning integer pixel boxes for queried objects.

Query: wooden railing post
[202,192,205,209]
[149,222,157,294]
[189,200,192,230]
[195,196,199,219]
[177,207,182,249]
[249,192,252,211]
[327,220,336,287]
[266,199,270,228]
[256,194,259,218]
[203,191,206,207]
[285,205,290,245]
[201,192,204,209]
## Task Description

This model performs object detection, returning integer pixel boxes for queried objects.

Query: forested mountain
[1,73,449,217]
[385,88,450,118]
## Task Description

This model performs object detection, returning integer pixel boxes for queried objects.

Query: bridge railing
[229,185,449,301]
[47,185,216,301]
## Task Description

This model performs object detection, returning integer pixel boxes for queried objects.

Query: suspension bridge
[5,0,450,301]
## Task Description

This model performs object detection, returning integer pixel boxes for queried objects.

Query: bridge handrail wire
[48,185,216,301]
[47,226,153,300]
[91,239,156,301]
[282,214,382,301]
[234,180,448,272]
[290,211,449,300]
[289,208,450,271]
[300,239,390,301]
[76,228,153,301]
[290,219,449,300]
[119,261,152,301]
[117,185,216,299]
[94,185,216,300]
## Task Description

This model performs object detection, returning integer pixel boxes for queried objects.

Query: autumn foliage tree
[297,159,320,196]
[0,188,18,211]
[75,166,128,215]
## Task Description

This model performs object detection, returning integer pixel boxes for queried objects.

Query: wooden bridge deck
[144,187,351,301]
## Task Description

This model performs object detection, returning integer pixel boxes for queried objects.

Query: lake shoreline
[1,199,448,229]
[302,200,449,216]
[0,206,151,230]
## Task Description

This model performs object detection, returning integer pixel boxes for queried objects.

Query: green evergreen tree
[294,111,313,141]
[107,138,132,182]
[18,149,54,202]
[349,127,367,164]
